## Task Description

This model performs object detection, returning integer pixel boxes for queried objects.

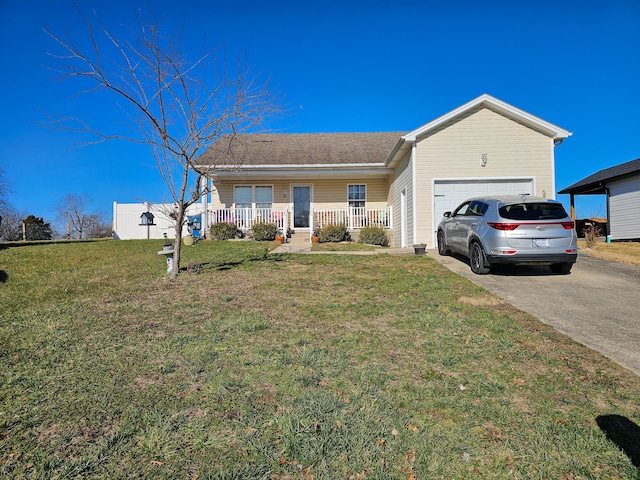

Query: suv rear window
[499,202,568,221]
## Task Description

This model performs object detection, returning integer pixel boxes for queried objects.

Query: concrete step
[287,233,310,245]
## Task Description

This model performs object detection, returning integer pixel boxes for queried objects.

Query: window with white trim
[348,184,366,208]
[255,186,273,209]
[235,186,252,209]
[234,185,273,209]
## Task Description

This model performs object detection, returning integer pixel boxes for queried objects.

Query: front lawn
[579,238,640,267]
[311,242,383,252]
[1,240,638,478]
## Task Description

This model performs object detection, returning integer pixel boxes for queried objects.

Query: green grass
[311,242,382,252]
[1,240,639,478]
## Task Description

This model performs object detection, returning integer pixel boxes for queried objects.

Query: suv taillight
[487,222,520,231]
[561,221,575,230]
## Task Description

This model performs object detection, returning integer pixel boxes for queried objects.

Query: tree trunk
[170,211,184,280]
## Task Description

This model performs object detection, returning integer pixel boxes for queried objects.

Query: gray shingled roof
[559,158,640,195]
[196,132,405,167]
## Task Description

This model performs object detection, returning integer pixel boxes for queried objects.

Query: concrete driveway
[430,251,640,377]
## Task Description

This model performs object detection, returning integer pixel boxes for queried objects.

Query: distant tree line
[0,171,110,241]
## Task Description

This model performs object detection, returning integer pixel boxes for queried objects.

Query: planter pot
[183,235,195,246]
[413,243,426,255]
[311,236,320,244]
[275,236,285,244]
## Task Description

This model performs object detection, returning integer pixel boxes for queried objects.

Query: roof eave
[207,163,393,178]
[558,184,608,195]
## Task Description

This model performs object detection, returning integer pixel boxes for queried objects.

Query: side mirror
[443,211,451,218]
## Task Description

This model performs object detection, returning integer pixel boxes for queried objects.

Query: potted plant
[311,225,321,243]
[413,243,426,255]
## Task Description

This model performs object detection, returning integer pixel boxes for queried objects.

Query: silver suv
[437,195,578,274]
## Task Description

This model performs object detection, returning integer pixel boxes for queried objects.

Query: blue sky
[1,0,639,229]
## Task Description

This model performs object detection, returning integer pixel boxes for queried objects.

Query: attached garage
[433,178,534,226]
[385,95,571,248]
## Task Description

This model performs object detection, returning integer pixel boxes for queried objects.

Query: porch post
[569,194,575,220]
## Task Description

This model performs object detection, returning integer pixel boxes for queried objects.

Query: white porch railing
[313,207,392,230]
[211,208,289,232]
[208,206,392,233]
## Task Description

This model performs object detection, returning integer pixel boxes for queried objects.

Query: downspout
[411,141,418,246]
[605,185,611,241]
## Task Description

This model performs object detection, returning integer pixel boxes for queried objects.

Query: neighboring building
[559,158,640,241]
[195,94,571,248]
[112,202,205,240]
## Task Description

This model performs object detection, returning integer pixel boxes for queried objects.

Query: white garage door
[433,179,533,225]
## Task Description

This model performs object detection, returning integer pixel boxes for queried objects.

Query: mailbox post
[158,245,175,274]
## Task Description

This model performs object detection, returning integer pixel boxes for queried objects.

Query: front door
[292,186,311,229]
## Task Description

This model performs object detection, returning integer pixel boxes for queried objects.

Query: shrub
[583,223,602,248]
[319,223,350,243]
[210,222,239,240]
[358,225,389,246]
[251,222,278,241]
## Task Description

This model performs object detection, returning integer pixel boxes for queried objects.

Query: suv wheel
[469,242,490,275]
[549,262,572,274]
[437,230,450,256]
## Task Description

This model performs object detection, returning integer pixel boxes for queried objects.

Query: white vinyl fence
[112,202,205,240]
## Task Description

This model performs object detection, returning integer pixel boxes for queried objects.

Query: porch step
[287,233,310,245]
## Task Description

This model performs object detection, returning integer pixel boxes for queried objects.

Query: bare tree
[53,193,94,239]
[45,7,279,278]
[0,206,24,242]
[85,213,112,239]
[0,167,9,213]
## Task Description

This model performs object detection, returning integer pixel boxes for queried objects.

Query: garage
[433,178,534,226]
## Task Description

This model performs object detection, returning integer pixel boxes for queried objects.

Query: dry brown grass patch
[578,239,640,267]
[458,295,506,308]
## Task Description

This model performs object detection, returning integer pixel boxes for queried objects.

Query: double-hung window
[234,185,273,209]
[255,186,273,209]
[348,184,366,208]
[235,186,253,209]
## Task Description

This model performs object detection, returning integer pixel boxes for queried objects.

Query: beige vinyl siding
[414,107,557,245]
[387,152,413,247]
[210,178,387,210]
[312,178,387,209]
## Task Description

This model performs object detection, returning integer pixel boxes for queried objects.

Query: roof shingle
[559,158,640,195]
[196,132,404,167]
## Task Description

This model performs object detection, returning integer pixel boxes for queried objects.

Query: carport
[559,157,640,241]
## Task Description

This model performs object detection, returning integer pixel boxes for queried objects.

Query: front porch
[206,206,393,235]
